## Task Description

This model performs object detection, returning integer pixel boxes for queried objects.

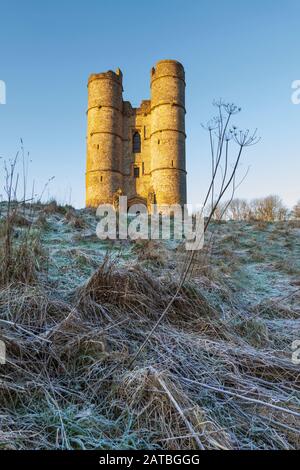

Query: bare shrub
[222,196,289,222]
[292,200,300,219]
[250,195,288,222]
[226,198,252,221]
[0,146,48,285]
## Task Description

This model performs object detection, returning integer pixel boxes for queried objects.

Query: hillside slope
[0,204,299,449]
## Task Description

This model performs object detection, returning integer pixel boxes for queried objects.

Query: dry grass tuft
[43,200,70,215]
[65,210,87,229]
[0,230,47,286]
[132,239,168,267]
[8,212,31,227]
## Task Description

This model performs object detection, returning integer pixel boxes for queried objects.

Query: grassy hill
[0,203,299,449]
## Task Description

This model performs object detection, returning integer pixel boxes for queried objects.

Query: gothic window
[133,166,140,178]
[132,131,141,153]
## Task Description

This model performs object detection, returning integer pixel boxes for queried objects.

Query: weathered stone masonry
[86,60,187,209]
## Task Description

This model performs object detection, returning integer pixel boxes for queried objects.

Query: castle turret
[150,60,187,207]
[86,68,123,207]
[85,61,187,210]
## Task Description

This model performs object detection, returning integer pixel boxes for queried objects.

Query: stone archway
[127,196,147,210]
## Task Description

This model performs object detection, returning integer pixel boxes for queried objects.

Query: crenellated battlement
[88,69,123,86]
[151,60,185,82]
[135,100,151,115]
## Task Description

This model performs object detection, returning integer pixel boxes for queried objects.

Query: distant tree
[210,201,228,220]
[292,200,300,219]
[227,198,252,221]
[250,195,288,222]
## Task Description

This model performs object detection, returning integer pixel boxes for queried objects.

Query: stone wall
[86,69,123,206]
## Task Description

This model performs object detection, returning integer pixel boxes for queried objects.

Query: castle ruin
[86,60,187,210]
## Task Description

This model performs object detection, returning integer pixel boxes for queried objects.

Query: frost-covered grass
[0,204,299,450]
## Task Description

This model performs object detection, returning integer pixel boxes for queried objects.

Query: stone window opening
[100,176,103,182]
[132,131,141,153]
[171,160,174,167]
[133,166,140,178]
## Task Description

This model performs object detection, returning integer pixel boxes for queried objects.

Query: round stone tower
[86,68,123,207]
[150,60,187,207]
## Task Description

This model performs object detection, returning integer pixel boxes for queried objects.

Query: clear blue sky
[0,0,299,208]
